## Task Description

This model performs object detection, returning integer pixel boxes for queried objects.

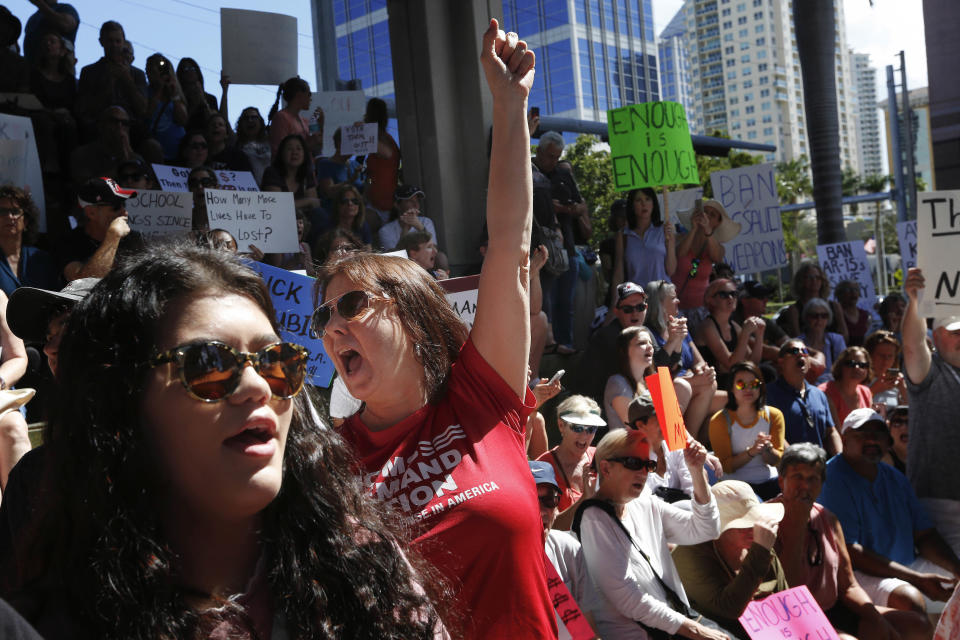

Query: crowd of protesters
[0,4,957,639]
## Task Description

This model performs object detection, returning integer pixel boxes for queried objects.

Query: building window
[731,108,740,116]
[756,37,765,45]
[725,46,734,54]
[754,11,763,19]
[727,59,736,67]
[727,70,736,79]
[744,80,753,88]
[738,16,747,24]
[755,24,764,32]
[742,67,751,76]
[760,88,770,96]
[762,102,771,110]
[746,105,755,113]
[758,63,768,71]
[723,20,732,28]
[722,8,731,15]
[741,54,750,62]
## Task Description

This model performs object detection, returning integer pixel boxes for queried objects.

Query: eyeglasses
[607,457,657,472]
[843,361,869,369]
[0,207,24,219]
[310,290,394,338]
[734,378,761,390]
[807,312,830,320]
[188,177,217,189]
[538,492,561,509]
[149,341,308,402]
[618,302,647,314]
[689,257,701,278]
[781,346,809,356]
[714,290,738,300]
[341,198,360,205]
[889,418,908,427]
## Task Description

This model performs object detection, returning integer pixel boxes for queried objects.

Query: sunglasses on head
[843,360,868,369]
[538,492,561,509]
[714,290,738,300]
[149,341,308,402]
[734,378,761,390]
[607,457,657,472]
[781,346,809,356]
[618,302,647,314]
[310,290,394,338]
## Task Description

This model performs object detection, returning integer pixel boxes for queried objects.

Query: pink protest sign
[738,586,839,640]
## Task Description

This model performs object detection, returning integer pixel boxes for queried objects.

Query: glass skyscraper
[331,0,660,123]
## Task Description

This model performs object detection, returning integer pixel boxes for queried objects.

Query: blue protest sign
[246,260,334,388]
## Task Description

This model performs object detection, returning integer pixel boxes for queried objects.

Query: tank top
[771,501,841,610]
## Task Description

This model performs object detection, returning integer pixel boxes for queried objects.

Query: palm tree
[793,0,844,245]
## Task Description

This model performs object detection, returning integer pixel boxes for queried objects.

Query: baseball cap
[841,408,887,435]
[394,184,425,201]
[713,480,785,533]
[627,393,657,425]
[616,282,645,303]
[933,316,960,332]
[740,280,775,299]
[77,177,137,208]
[8,279,101,343]
[529,461,560,490]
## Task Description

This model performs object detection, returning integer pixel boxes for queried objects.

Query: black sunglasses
[566,424,598,434]
[538,492,561,509]
[119,172,145,182]
[607,457,657,472]
[781,346,809,356]
[149,341,308,402]
[714,290,738,299]
[188,177,217,188]
[310,290,394,338]
[618,302,647,314]
[843,361,869,369]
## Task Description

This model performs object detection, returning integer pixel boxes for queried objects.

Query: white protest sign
[304,91,367,159]
[152,163,190,191]
[917,191,960,317]
[212,169,258,191]
[0,114,45,231]
[0,139,27,188]
[340,123,378,156]
[658,187,703,226]
[125,190,193,239]
[440,275,479,330]
[220,9,297,85]
[710,163,787,274]
[896,220,917,272]
[816,241,876,312]
[0,94,44,110]
[204,189,299,253]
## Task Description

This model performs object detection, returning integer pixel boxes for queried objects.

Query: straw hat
[713,480,784,533]
[677,199,741,244]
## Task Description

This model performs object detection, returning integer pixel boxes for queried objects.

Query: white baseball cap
[933,316,960,331]
[841,408,886,435]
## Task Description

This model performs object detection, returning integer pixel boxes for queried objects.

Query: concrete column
[387,0,504,273]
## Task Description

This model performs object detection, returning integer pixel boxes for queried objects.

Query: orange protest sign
[644,367,688,451]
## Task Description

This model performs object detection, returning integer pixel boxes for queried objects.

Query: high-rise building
[679,0,859,170]
[659,9,700,132]
[328,0,660,124]
[880,87,936,191]
[850,52,883,176]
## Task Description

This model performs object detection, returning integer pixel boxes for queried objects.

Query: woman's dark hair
[332,183,366,235]
[235,107,267,144]
[791,261,831,301]
[0,185,39,244]
[314,227,365,265]
[144,53,172,82]
[316,253,468,404]
[177,130,207,165]
[35,29,72,75]
[625,187,662,228]
[175,57,205,89]
[6,243,447,639]
[864,329,900,357]
[878,292,907,329]
[831,345,872,382]
[272,134,311,184]
[268,77,310,124]
[725,360,766,411]
[204,111,234,147]
[364,98,388,131]
[615,326,655,395]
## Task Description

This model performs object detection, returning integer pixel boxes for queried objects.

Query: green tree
[775,155,813,263]
[562,134,615,247]
[841,166,861,216]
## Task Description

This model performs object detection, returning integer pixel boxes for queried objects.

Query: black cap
[8,279,100,343]
[740,280,774,299]
[77,177,137,208]
[394,184,425,201]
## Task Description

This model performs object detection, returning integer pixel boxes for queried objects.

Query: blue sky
[7,0,928,128]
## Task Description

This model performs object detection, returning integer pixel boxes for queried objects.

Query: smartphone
[886,368,900,378]
[548,369,565,385]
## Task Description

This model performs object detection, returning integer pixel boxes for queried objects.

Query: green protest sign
[607,101,698,191]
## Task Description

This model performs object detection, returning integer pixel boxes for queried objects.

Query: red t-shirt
[338,339,557,639]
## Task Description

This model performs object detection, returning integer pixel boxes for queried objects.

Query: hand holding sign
[644,367,688,451]
[738,586,840,640]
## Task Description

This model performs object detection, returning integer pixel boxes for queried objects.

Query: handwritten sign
[153,163,191,191]
[340,123,378,156]
[545,559,595,640]
[125,190,192,238]
[213,169,259,191]
[246,261,334,388]
[304,91,368,161]
[220,9,297,85]
[711,163,787,273]
[0,114,45,231]
[644,366,687,451]
[204,189,300,253]
[153,164,259,192]
[816,241,876,312]
[440,275,480,330]
[917,191,960,316]
[738,586,840,640]
[0,139,27,188]
[659,187,704,226]
[607,101,698,191]
[0,94,44,110]
[897,220,917,272]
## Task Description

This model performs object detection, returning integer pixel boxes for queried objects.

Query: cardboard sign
[0,93,44,110]
[0,114,45,231]
[440,275,480,330]
[125,190,192,238]
[220,9,298,85]
[897,220,917,272]
[816,241,876,312]
[304,91,368,161]
[212,169,259,191]
[917,191,960,317]
[0,139,27,189]
[153,164,259,192]
[152,163,191,191]
[738,586,840,640]
[203,189,300,253]
[607,101,698,191]
[644,366,687,451]
[246,261,334,388]
[711,163,787,273]
[340,123,378,156]
[659,187,704,226]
